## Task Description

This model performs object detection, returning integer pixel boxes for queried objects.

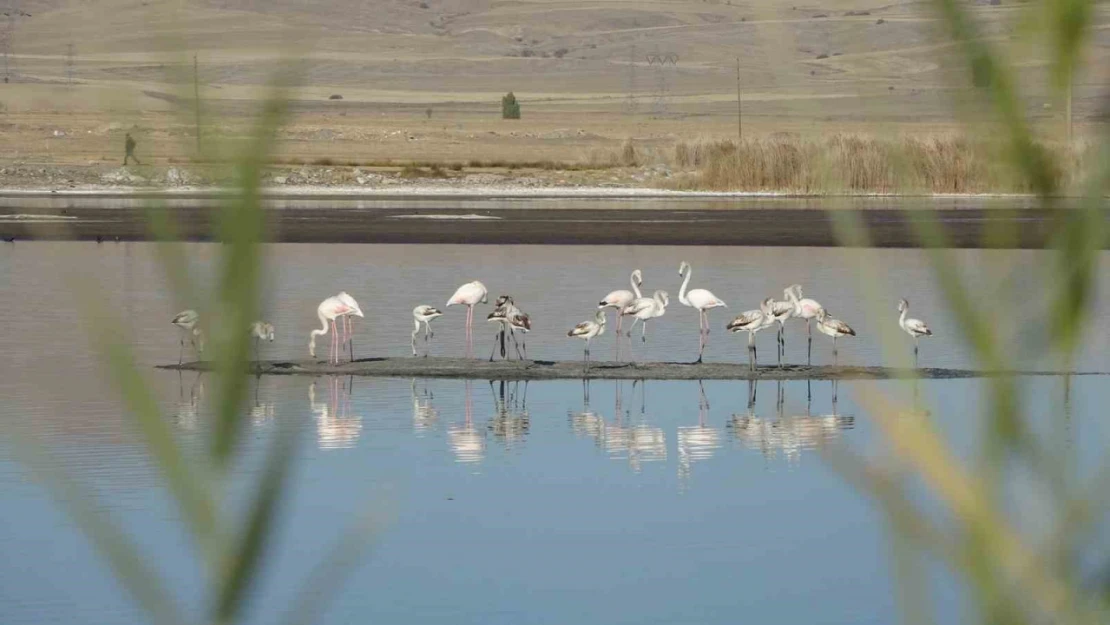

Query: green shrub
[501,92,521,120]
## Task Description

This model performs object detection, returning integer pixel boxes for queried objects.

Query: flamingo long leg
[584,337,592,373]
[697,310,708,363]
[509,328,523,360]
[489,329,501,361]
[807,320,813,365]
[334,320,340,364]
[625,317,641,339]
[466,306,473,358]
[614,313,622,360]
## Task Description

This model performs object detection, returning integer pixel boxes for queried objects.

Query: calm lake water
[2,242,1109,625]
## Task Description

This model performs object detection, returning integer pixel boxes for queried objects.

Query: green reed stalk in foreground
[8,80,380,625]
[5,2,1110,625]
[829,1,1110,624]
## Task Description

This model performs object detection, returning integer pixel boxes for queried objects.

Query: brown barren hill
[0,0,1106,183]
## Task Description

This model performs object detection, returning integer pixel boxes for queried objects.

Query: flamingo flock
[171,262,934,369]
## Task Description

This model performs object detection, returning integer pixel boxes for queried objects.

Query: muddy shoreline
[157,357,1092,380]
[0,192,1091,247]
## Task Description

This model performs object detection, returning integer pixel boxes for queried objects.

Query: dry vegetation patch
[662,135,1087,194]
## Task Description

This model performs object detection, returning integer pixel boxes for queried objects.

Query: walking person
[124,132,142,165]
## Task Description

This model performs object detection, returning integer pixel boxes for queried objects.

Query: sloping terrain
[0,0,1107,169]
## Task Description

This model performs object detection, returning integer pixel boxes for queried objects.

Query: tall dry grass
[662,134,1087,194]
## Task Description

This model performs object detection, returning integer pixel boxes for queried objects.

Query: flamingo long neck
[899,306,908,329]
[631,271,643,299]
[787,288,802,314]
[309,310,329,355]
[679,266,692,306]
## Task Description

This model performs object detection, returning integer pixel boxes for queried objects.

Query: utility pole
[65,43,74,86]
[193,53,202,154]
[1065,79,1073,145]
[736,57,742,143]
[625,43,638,115]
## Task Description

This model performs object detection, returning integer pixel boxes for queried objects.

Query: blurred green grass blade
[5,431,188,625]
[933,0,1058,197]
[854,391,1093,623]
[212,408,299,625]
[1044,0,1092,93]
[77,282,218,557]
[909,214,1000,366]
[280,503,389,625]
[210,90,289,470]
[146,201,202,315]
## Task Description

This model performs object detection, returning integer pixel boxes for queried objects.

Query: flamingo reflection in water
[677,380,722,489]
[448,380,485,464]
[174,371,205,431]
[309,377,363,450]
[411,378,439,434]
[568,379,606,443]
[488,380,530,449]
[728,380,854,467]
[250,374,275,425]
[571,379,667,473]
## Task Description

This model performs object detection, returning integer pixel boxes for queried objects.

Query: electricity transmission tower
[646,50,678,117]
[1,0,29,84]
[624,43,638,115]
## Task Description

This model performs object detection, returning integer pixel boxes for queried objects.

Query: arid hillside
[0,0,1107,170]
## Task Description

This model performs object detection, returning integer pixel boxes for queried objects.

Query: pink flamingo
[787,285,823,365]
[598,269,643,359]
[336,291,362,358]
[447,280,488,358]
[678,261,727,363]
[309,295,364,364]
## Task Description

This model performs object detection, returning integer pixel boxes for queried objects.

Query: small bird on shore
[768,291,795,367]
[727,298,775,371]
[816,308,856,365]
[568,309,607,372]
[412,305,443,357]
[250,321,275,362]
[487,296,532,361]
[622,289,669,347]
[172,309,204,364]
[897,298,932,365]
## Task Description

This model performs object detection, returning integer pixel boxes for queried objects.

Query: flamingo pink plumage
[309,295,364,364]
[598,269,643,359]
[447,280,488,358]
[678,261,727,363]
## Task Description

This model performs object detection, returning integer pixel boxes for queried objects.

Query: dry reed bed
[656,135,1089,194]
